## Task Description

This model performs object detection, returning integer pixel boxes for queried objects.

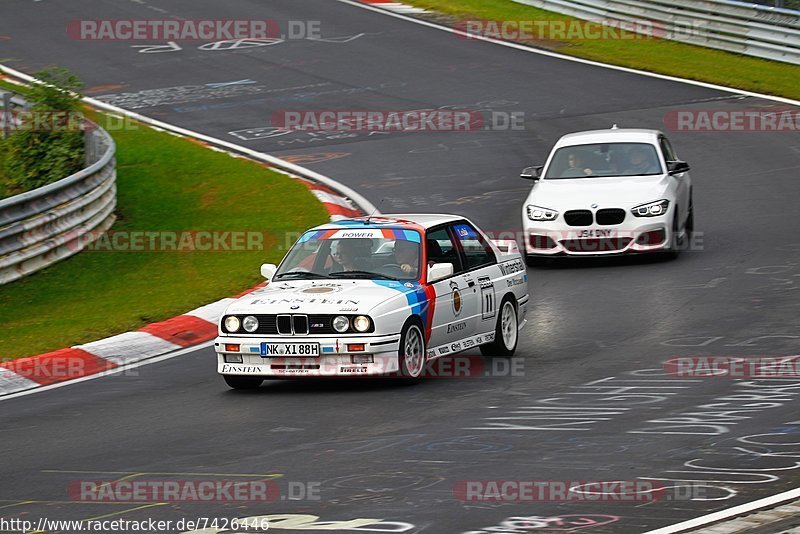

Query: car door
[659,135,691,227]
[450,221,499,342]
[425,225,478,356]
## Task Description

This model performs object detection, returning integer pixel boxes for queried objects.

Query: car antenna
[365,198,386,224]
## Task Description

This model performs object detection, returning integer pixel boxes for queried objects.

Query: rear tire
[397,320,426,382]
[224,375,263,390]
[480,297,518,358]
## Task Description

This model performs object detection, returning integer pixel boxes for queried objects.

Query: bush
[3,67,86,195]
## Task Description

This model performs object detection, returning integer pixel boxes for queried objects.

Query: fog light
[351,354,374,364]
[225,344,240,352]
[347,343,366,352]
[224,354,243,363]
[636,229,666,246]
[530,234,557,249]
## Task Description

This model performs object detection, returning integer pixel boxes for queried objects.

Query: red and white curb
[0,68,369,397]
[0,185,361,397]
[359,0,430,14]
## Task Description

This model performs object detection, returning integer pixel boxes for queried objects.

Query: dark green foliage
[2,67,86,196]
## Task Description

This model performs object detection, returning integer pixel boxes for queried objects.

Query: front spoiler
[215,333,401,377]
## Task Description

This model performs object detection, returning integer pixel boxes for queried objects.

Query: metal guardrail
[0,91,117,285]
[512,0,800,65]
[746,0,800,10]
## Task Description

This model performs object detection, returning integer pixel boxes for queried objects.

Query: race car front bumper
[214,333,402,377]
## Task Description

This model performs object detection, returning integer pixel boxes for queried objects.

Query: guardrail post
[2,92,10,139]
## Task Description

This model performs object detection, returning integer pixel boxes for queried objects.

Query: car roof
[555,127,663,148]
[310,213,467,231]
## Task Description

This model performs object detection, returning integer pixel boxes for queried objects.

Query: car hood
[527,175,669,209]
[224,279,419,316]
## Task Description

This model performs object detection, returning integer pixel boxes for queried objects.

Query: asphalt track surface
[2,1,800,532]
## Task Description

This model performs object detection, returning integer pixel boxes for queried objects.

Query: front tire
[397,321,426,381]
[224,375,263,390]
[480,297,518,357]
[664,209,682,259]
[685,195,694,239]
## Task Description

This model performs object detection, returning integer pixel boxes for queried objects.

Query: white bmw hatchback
[520,127,693,261]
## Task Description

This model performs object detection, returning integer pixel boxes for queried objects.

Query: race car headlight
[527,205,559,221]
[352,315,371,333]
[224,315,240,333]
[242,315,259,333]
[632,199,669,217]
[333,315,350,333]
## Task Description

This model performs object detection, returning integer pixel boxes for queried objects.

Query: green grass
[0,85,328,360]
[405,0,800,100]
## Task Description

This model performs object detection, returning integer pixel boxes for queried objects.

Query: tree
[3,67,86,194]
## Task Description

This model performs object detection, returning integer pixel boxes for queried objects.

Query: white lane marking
[131,41,182,54]
[0,341,214,402]
[76,331,182,366]
[641,486,800,533]
[335,0,800,107]
[206,79,257,88]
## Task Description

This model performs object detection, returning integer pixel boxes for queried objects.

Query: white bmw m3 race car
[520,127,694,261]
[215,214,530,389]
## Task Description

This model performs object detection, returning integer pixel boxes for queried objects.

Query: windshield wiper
[274,272,330,280]
[329,270,400,281]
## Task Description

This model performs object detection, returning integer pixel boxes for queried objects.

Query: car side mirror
[260,263,277,281]
[428,263,454,283]
[521,166,543,180]
[667,160,690,175]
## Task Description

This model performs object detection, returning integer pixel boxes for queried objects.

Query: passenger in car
[331,239,371,272]
[623,147,660,175]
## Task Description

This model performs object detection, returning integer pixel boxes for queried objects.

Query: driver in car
[560,151,593,177]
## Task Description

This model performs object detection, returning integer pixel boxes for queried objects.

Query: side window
[660,137,677,162]
[426,227,463,274]
[451,222,496,270]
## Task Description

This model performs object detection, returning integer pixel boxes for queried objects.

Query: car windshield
[544,142,663,179]
[274,227,422,281]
